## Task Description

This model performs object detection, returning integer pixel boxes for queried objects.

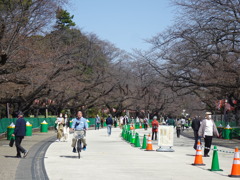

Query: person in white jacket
[63,114,69,142]
[198,112,219,157]
[55,113,65,142]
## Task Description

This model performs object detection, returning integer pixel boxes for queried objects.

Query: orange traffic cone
[192,140,205,166]
[229,147,240,177]
[145,134,154,151]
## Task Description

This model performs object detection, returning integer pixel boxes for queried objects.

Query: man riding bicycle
[71,111,88,153]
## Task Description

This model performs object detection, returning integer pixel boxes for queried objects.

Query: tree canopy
[1,0,240,123]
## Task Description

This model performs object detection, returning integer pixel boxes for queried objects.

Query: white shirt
[136,117,140,123]
[204,119,213,136]
[55,117,64,124]
[181,118,185,125]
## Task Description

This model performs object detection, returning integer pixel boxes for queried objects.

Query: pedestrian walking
[176,119,181,138]
[63,114,69,142]
[12,111,28,158]
[95,114,100,130]
[55,113,65,142]
[166,116,175,127]
[136,116,140,127]
[191,116,201,149]
[114,116,117,128]
[100,117,104,128]
[180,117,186,131]
[198,112,219,157]
[151,116,159,140]
[123,115,128,125]
[119,116,124,128]
[106,114,113,136]
[143,117,148,130]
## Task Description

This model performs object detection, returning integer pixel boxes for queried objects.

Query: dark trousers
[152,131,157,140]
[144,124,148,130]
[15,136,26,156]
[95,123,100,130]
[204,135,212,155]
[193,130,200,150]
[176,128,181,138]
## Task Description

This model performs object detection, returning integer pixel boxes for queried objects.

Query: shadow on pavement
[4,155,21,158]
[186,154,195,156]
[60,155,79,159]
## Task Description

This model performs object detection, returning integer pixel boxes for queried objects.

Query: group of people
[55,111,220,157]
[149,112,219,157]
[10,110,218,158]
[55,113,69,142]
[95,114,118,130]
[55,111,88,152]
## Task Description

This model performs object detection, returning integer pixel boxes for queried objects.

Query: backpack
[153,125,158,130]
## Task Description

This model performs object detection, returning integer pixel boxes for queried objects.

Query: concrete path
[45,128,235,180]
[0,130,56,180]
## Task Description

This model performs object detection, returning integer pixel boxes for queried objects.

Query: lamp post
[6,103,10,118]
[224,99,228,126]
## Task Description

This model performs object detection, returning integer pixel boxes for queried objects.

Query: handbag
[9,138,15,147]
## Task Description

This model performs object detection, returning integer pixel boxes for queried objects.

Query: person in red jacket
[151,116,159,140]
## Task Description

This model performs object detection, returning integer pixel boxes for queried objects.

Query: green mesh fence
[0,118,56,134]
[0,117,107,134]
[215,120,237,127]
[87,118,107,127]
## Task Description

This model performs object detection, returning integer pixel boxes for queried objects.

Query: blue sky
[65,0,175,53]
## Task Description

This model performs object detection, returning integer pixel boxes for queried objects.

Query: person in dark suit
[106,114,113,136]
[191,116,201,150]
[12,111,28,158]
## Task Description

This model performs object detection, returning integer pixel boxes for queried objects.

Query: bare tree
[144,0,240,123]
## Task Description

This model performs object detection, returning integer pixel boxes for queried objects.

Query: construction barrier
[120,125,240,178]
[209,146,223,171]
[229,147,240,177]
[134,133,141,147]
[192,140,205,166]
[145,134,154,151]
[141,134,147,149]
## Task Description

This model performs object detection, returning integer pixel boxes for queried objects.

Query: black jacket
[14,117,26,136]
[191,118,201,131]
[106,117,113,125]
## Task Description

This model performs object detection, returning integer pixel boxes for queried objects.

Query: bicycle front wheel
[77,139,81,159]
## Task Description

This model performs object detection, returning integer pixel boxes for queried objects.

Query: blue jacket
[14,118,26,136]
[106,117,113,125]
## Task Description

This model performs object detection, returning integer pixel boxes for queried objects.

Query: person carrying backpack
[151,116,159,140]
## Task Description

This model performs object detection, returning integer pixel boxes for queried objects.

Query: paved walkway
[181,128,240,149]
[0,130,55,180]
[45,128,237,180]
[0,127,239,180]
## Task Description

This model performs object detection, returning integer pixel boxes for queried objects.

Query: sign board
[158,125,174,147]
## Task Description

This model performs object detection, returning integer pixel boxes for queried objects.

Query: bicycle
[74,130,85,159]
